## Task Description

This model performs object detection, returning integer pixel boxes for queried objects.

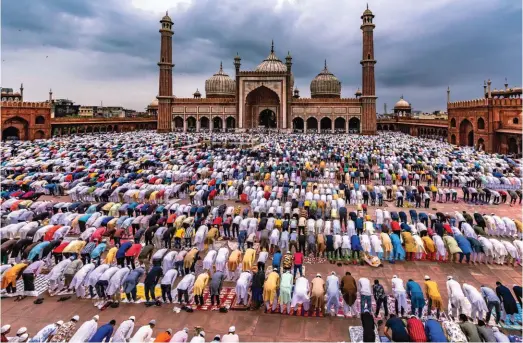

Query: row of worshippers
[377,313,515,343]
[1,315,241,343]
[2,131,520,209]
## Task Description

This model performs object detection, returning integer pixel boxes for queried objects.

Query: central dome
[255,42,287,73]
[310,60,341,98]
[205,62,235,98]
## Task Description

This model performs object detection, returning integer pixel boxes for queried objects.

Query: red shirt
[407,317,427,342]
[294,252,303,265]
[391,221,400,232]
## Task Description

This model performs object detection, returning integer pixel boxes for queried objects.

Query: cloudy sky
[2,0,521,112]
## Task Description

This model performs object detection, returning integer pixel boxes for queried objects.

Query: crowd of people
[1,319,240,342]
[1,131,522,341]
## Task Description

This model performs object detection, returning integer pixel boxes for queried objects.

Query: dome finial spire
[271,40,274,53]
[367,3,368,9]
[324,59,327,69]
[220,61,223,71]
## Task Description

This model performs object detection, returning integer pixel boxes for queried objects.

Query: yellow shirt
[175,228,185,239]
[104,247,118,264]
[193,273,209,295]
[424,280,441,299]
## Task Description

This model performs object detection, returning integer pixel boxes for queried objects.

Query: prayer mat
[15,275,48,296]
[186,287,236,311]
[494,304,522,331]
[304,256,327,264]
[348,326,381,343]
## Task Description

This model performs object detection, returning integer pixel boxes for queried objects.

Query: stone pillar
[196,120,200,133]
[317,120,320,133]
[304,120,307,133]
[331,119,335,133]
[346,119,349,133]
[210,119,214,132]
[183,119,187,133]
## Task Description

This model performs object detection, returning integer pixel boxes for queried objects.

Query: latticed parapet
[1,101,51,108]
[447,99,489,109]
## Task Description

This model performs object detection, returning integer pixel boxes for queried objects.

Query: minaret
[157,11,174,133]
[20,83,24,101]
[484,81,487,98]
[447,86,450,103]
[504,77,508,91]
[285,51,293,130]
[487,79,492,98]
[360,4,377,135]
[49,88,53,102]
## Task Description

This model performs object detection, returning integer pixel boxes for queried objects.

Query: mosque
[153,6,377,134]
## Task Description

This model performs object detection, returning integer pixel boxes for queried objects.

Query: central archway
[259,109,277,128]
[245,86,280,129]
[459,119,473,146]
[335,117,346,132]
[306,117,318,133]
[293,117,304,132]
[320,117,332,132]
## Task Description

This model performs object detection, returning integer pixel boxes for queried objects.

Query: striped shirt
[407,317,427,342]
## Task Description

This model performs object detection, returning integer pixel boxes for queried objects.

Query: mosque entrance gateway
[259,109,277,128]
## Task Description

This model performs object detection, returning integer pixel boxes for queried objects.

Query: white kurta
[215,248,229,272]
[107,267,130,296]
[112,319,135,343]
[462,283,488,312]
[203,250,217,270]
[235,272,252,304]
[130,325,153,343]
[291,277,310,307]
[69,319,98,343]
[70,263,95,297]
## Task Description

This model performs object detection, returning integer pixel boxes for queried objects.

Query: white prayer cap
[19,334,28,341]
[17,327,27,335]
[447,276,453,280]
[129,316,135,321]
[183,327,189,333]
[93,315,99,321]
[167,329,173,335]
[55,321,64,326]
[72,315,80,321]
[1,325,11,334]
[392,275,397,278]
[149,320,156,325]
[424,275,430,280]
[229,326,235,333]
[316,273,321,277]
[200,331,206,337]
[331,271,336,275]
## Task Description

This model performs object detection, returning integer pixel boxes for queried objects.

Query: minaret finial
[220,61,223,71]
[400,94,403,99]
[271,40,274,53]
[367,3,369,9]
[166,11,168,15]
[324,59,327,69]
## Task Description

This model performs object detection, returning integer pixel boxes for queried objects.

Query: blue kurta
[455,234,472,254]
[406,280,426,308]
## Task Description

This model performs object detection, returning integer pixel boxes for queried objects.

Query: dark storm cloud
[2,0,521,109]
[377,3,522,89]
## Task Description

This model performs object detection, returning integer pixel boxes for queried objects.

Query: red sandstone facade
[156,6,378,134]
[447,81,522,154]
[1,100,52,140]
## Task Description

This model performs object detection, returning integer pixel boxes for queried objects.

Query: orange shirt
[154,332,172,342]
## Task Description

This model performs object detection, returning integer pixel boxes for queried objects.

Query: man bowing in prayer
[310,273,326,316]
[111,316,135,343]
[341,272,358,317]
[291,275,311,315]
[69,315,99,343]
[325,271,340,316]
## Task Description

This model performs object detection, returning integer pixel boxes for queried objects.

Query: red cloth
[167,214,177,224]
[44,225,62,241]
[125,243,142,257]
[443,223,453,234]
[391,221,400,232]
[53,241,70,253]
[293,252,303,265]
[406,317,427,342]
[91,227,105,241]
